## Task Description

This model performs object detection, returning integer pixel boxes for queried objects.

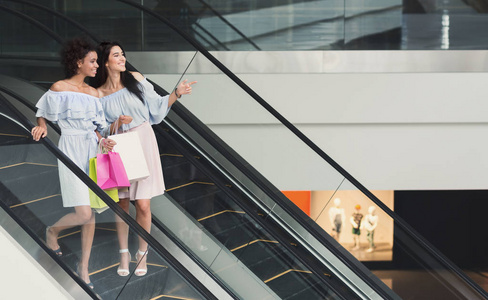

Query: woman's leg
[47,205,93,283]
[135,199,151,274]
[78,207,95,284]
[46,205,94,253]
[115,198,131,273]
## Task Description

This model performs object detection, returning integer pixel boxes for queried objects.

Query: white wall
[139,50,488,191]
[0,227,74,300]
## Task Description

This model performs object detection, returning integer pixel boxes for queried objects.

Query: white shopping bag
[108,131,150,183]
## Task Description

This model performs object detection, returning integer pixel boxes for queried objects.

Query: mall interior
[1,0,488,299]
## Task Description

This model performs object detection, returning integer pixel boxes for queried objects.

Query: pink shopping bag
[96,151,131,190]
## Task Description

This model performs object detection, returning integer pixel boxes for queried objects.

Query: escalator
[1,1,488,299]
[0,86,223,299]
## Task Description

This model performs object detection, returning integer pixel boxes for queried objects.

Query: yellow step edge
[151,295,198,300]
[264,269,312,283]
[89,261,167,276]
[230,239,279,252]
[0,161,57,171]
[165,181,214,192]
[0,132,30,138]
[197,210,245,222]
[9,194,61,208]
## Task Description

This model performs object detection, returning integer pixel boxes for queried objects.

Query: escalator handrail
[5,0,102,43]
[193,0,261,50]
[0,0,240,293]
[0,185,99,298]
[0,107,99,297]
[115,1,488,298]
[0,4,64,44]
[152,122,351,300]
[0,84,219,300]
[7,1,486,297]
[2,79,240,299]
[192,22,230,50]
[0,85,61,135]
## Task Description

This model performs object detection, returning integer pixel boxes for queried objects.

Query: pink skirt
[119,121,165,200]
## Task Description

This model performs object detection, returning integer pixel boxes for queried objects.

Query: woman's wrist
[174,88,181,99]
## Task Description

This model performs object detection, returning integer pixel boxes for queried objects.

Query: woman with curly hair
[91,41,195,277]
[31,37,124,288]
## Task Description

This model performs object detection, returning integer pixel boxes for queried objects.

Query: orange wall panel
[282,190,311,216]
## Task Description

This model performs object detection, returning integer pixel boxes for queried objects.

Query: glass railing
[139,0,488,50]
[0,91,214,299]
[2,1,487,299]
[0,4,380,298]
[1,72,362,299]
[78,3,488,299]
[4,0,488,51]
[154,51,488,299]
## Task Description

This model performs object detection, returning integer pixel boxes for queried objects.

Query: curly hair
[60,37,96,78]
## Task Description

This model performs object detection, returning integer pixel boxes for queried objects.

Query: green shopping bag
[89,157,119,212]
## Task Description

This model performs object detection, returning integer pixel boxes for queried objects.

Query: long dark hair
[90,41,144,102]
[61,37,96,78]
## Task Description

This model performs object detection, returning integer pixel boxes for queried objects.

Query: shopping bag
[88,157,119,212]
[96,151,131,190]
[108,131,149,182]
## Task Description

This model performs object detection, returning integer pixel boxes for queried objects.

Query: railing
[0,91,217,299]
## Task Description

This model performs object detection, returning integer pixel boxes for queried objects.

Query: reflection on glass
[311,190,394,262]
[0,96,208,299]
[441,11,450,50]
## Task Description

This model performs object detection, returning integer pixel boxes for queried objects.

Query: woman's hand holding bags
[108,131,150,183]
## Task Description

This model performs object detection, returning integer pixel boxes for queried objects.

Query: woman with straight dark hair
[91,41,196,277]
[31,37,118,289]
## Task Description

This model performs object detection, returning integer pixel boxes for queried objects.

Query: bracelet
[99,138,106,146]
[174,88,181,99]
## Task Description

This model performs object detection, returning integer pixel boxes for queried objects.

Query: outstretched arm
[169,79,197,106]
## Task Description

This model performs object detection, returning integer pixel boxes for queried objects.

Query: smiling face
[77,51,98,77]
[105,45,126,73]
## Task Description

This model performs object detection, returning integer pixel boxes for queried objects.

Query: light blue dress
[100,78,171,130]
[36,90,107,207]
[99,78,170,200]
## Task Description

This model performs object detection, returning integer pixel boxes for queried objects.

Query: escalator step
[95,266,169,300]
[266,271,329,299]
[0,163,59,207]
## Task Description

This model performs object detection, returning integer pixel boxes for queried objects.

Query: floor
[372,269,488,299]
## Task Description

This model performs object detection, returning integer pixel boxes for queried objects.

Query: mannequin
[328,198,346,241]
[364,206,378,253]
[350,204,363,250]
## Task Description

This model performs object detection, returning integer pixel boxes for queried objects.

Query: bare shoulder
[50,80,67,92]
[130,71,145,82]
[95,88,104,98]
[84,86,99,98]
[96,86,109,98]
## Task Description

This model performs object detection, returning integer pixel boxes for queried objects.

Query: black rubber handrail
[0,91,219,300]
[192,22,230,50]
[0,1,237,294]
[8,1,486,298]
[0,4,64,44]
[0,5,219,295]
[0,183,99,299]
[0,78,239,299]
[0,85,61,135]
[4,0,102,43]
[152,122,352,300]
[116,1,488,299]
[193,0,261,50]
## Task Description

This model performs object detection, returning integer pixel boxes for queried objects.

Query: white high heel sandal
[117,249,131,277]
[135,250,148,277]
